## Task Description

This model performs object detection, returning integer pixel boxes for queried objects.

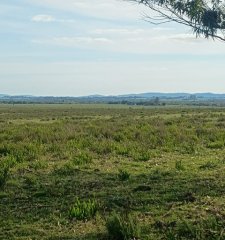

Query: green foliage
[0,155,16,188]
[0,164,9,188]
[115,145,129,156]
[199,161,217,170]
[106,212,141,240]
[132,150,151,162]
[54,162,78,175]
[0,143,43,162]
[135,0,225,41]
[118,169,130,181]
[207,141,224,149]
[1,105,225,239]
[24,174,37,186]
[175,160,185,171]
[164,216,225,239]
[72,152,92,165]
[69,198,98,221]
[29,160,48,170]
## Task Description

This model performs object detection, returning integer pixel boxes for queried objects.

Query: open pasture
[0,104,225,239]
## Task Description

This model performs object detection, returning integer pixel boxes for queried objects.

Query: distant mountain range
[73,92,225,99]
[114,92,225,99]
[0,92,225,104]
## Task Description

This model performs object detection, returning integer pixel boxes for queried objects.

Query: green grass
[0,104,225,239]
[69,198,98,221]
[106,212,141,240]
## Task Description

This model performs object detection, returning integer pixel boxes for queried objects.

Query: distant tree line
[108,97,166,106]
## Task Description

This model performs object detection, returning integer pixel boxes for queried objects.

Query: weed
[0,155,16,188]
[175,160,185,171]
[72,152,92,165]
[24,174,37,186]
[69,198,98,221]
[55,162,79,175]
[132,151,150,162]
[115,145,129,156]
[207,141,224,149]
[29,160,48,170]
[0,165,9,188]
[133,185,151,192]
[118,170,130,181]
[164,216,225,239]
[199,161,217,170]
[106,212,141,240]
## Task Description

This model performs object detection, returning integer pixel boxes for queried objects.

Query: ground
[0,104,225,239]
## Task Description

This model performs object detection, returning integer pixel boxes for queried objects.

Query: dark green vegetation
[106,212,140,240]
[0,104,225,239]
[131,0,225,41]
[1,93,225,107]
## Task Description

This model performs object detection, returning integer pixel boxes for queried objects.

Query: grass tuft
[106,212,141,240]
[118,169,130,181]
[175,160,185,171]
[69,198,98,221]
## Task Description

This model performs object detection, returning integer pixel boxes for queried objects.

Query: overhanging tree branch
[127,0,225,41]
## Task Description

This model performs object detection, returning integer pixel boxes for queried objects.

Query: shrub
[24,174,37,186]
[118,170,130,181]
[72,152,92,165]
[30,160,48,170]
[175,160,185,171]
[69,198,98,220]
[0,145,11,156]
[0,165,9,188]
[207,141,224,149]
[199,161,217,170]
[181,143,197,154]
[0,155,16,188]
[115,145,129,156]
[54,162,77,175]
[106,212,141,240]
[93,141,116,155]
[164,216,225,239]
[132,151,150,162]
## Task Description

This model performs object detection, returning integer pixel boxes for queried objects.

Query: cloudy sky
[0,0,225,96]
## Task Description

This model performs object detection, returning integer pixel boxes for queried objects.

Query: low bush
[0,155,16,188]
[199,161,217,170]
[132,151,150,162]
[54,162,77,175]
[72,152,92,165]
[207,141,224,149]
[115,145,129,156]
[106,212,141,240]
[175,160,185,171]
[164,216,225,239]
[0,165,9,188]
[118,169,130,181]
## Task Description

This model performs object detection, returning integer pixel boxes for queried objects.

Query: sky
[0,0,225,96]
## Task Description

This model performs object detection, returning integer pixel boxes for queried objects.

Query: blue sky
[0,0,225,96]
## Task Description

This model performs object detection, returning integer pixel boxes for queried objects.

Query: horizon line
[1,91,225,98]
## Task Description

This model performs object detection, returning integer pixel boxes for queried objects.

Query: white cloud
[29,0,149,21]
[53,36,113,45]
[33,36,113,47]
[2,0,225,97]
[32,27,225,55]
[32,14,55,22]
[30,0,220,54]
[91,28,145,35]
[91,27,174,36]
[31,14,77,24]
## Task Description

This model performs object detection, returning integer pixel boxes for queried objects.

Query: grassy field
[0,104,225,239]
